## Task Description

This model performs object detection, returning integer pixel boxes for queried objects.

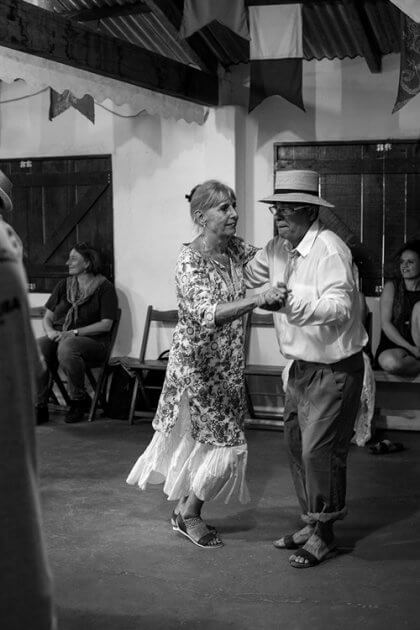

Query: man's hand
[259,283,289,310]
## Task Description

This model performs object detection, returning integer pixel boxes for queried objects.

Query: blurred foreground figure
[0,170,55,630]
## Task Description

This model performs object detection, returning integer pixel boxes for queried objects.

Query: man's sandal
[174,514,224,549]
[170,510,216,533]
[273,525,314,550]
[289,534,337,569]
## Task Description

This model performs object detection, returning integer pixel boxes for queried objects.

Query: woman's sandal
[368,439,405,455]
[273,525,314,550]
[174,514,224,549]
[170,510,216,533]
[289,534,337,569]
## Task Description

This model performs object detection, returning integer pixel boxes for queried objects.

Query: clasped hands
[258,282,289,310]
[47,330,76,342]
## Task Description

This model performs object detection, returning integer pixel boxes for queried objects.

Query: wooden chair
[50,308,121,422]
[118,305,178,425]
[244,311,284,420]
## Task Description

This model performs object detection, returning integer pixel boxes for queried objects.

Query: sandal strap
[290,548,319,567]
[196,530,220,547]
[177,514,221,547]
[183,516,209,538]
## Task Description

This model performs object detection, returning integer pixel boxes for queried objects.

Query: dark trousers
[37,335,107,404]
[284,351,364,525]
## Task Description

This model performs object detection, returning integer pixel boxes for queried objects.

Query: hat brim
[0,189,13,213]
[258,192,334,208]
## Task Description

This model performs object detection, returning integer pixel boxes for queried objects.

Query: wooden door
[274,140,420,296]
[0,155,113,292]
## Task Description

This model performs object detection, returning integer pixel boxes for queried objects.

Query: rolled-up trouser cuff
[301,506,348,525]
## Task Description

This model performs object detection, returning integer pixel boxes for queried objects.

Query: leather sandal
[174,514,223,549]
[289,534,337,569]
[273,525,314,550]
[170,510,216,532]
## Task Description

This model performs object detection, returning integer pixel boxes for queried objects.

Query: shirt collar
[285,219,322,259]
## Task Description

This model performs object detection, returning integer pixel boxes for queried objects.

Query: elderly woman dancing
[127,180,286,549]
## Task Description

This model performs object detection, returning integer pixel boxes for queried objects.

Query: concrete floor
[37,414,420,630]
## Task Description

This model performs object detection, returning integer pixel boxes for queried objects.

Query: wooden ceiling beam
[0,0,218,106]
[60,2,152,22]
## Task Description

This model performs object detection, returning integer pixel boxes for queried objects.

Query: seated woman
[36,242,118,424]
[375,239,420,376]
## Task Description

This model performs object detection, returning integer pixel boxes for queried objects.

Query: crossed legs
[377,302,420,376]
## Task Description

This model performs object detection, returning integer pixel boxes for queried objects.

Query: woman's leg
[378,348,420,376]
[176,493,222,547]
[181,492,204,519]
[57,336,107,400]
[411,302,420,348]
[36,336,58,406]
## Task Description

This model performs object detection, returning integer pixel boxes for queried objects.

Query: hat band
[274,188,318,195]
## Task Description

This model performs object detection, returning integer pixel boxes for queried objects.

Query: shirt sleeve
[282,252,354,325]
[244,243,271,289]
[176,252,217,331]
[99,281,119,320]
[45,279,66,312]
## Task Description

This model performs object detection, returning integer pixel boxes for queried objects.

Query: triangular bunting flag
[179,0,249,40]
[49,89,95,123]
[249,4,304,112]
[390,1,420,23]
[393,15,420,113]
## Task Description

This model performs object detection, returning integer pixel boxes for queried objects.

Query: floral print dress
[127,237,258,504]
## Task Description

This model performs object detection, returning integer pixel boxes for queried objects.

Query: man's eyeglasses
[268,204,308,218]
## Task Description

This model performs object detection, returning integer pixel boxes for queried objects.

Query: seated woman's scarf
[63,274,106,331]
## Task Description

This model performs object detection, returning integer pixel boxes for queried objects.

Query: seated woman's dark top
[375,278,420,365]
[46,278,118,343]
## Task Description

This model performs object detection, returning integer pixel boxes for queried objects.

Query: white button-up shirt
[245,220,368,363]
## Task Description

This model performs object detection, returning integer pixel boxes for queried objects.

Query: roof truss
[0,0,218,106]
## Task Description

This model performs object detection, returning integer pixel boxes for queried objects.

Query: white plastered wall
[0,80,235,357]
[3,53,420,372]
[234,53,420,363]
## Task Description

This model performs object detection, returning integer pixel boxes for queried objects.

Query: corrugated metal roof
[51,0,204,68]
[49,0,402,71]
[303,0,400,62]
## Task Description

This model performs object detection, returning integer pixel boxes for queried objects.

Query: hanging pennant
[393,15,420,113]
[248,4,304,112]
[179,0,249,40]
[49,89,95,123]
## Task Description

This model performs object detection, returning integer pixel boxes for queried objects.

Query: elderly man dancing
[245,170,367,568]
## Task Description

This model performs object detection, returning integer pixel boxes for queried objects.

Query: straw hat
[259,169,334,208]
[0,169,13,212]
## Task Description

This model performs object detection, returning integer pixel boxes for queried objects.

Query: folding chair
[122,305,178,425]
[50,308,121,422]
[244,311,284,420]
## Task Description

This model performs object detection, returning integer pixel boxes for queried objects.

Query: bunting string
[0,87,146,118]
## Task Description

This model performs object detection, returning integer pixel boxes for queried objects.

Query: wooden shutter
[0,155,113,293]
[274,141,420,296]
